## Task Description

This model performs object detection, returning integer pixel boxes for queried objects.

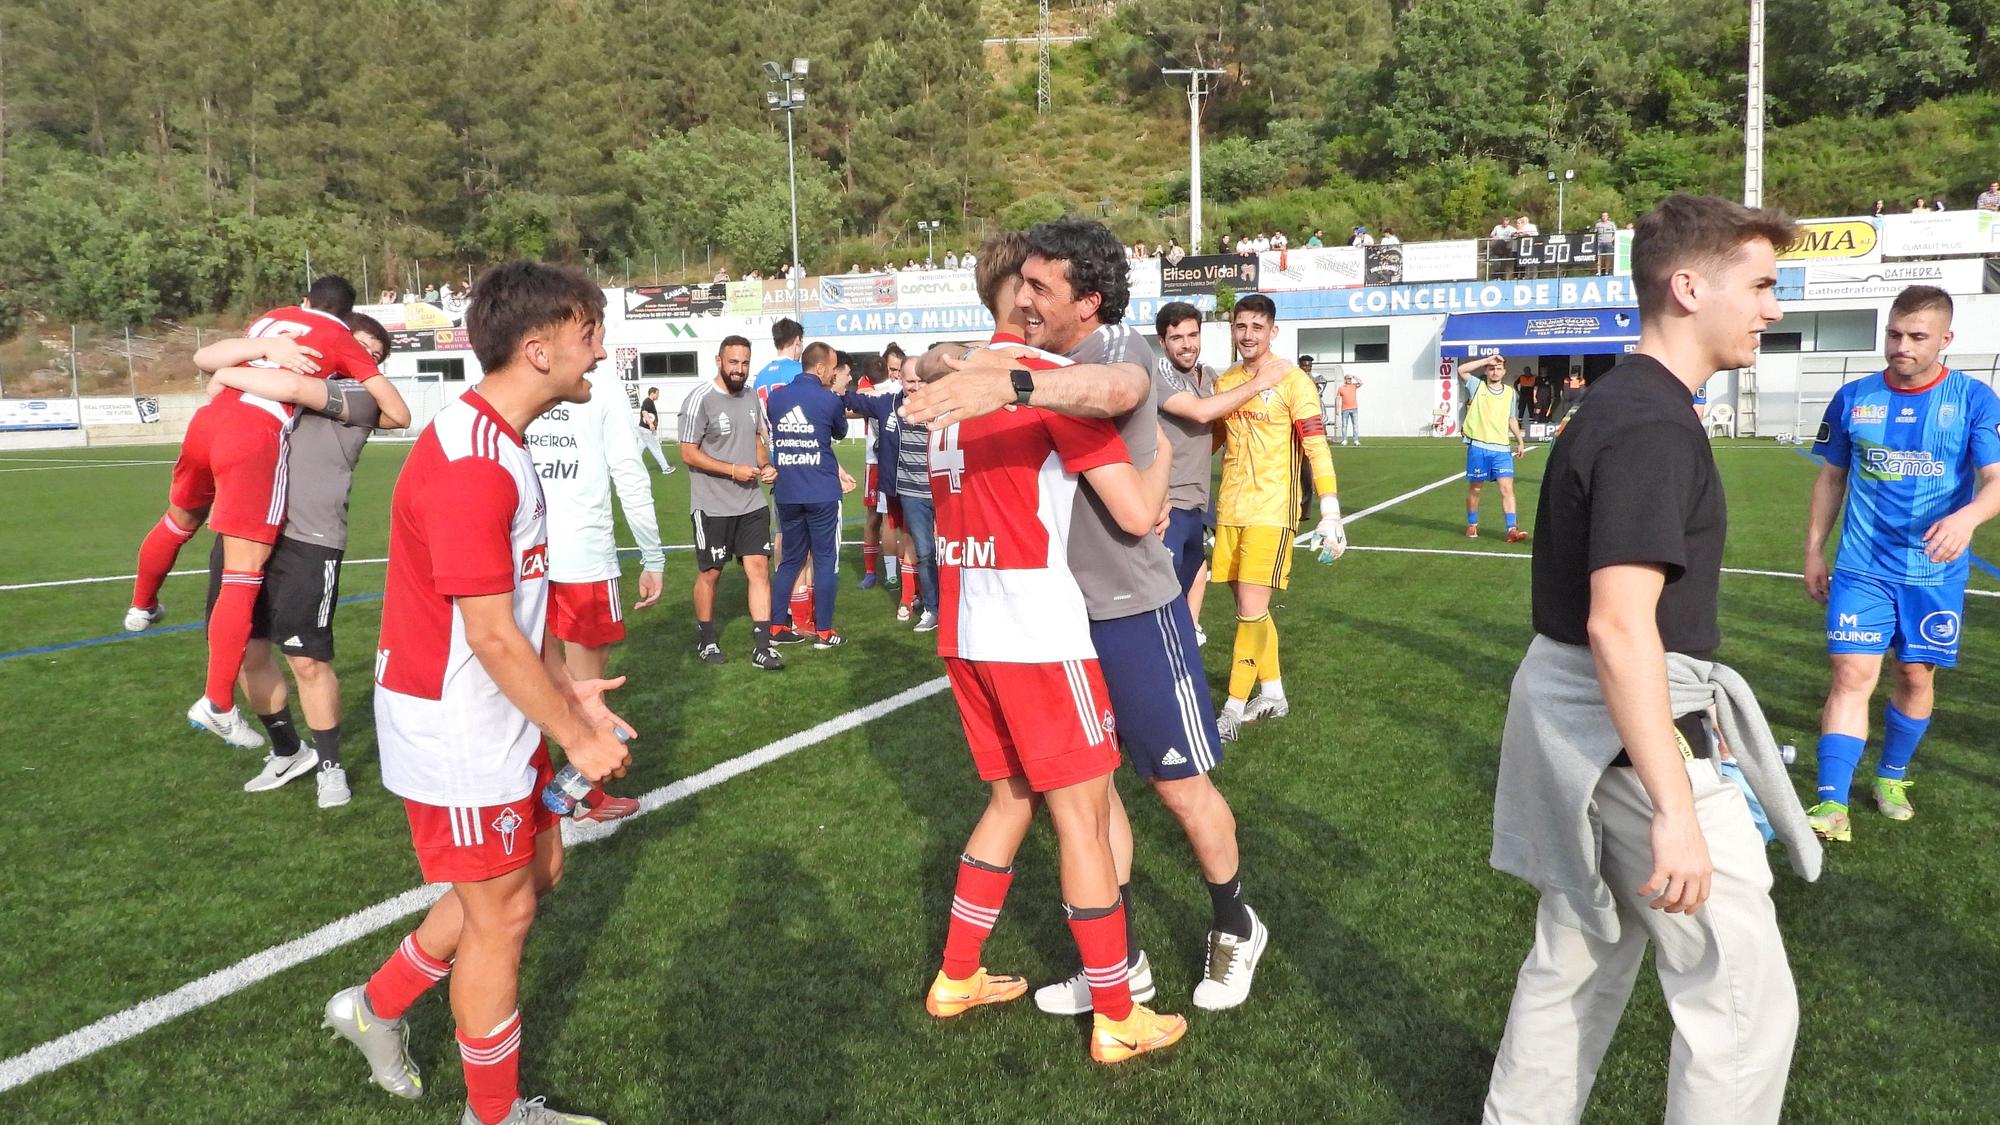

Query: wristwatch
[1010,368,1036,405]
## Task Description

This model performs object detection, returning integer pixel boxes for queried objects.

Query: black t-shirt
[639,397,659,430]
[1531,354,1726,657]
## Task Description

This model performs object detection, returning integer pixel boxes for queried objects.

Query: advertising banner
[762,279,821,314]
[1790,258,1989,301]
[1780,217,1881,263]
[895,270,980,309]
[1439,308,1639,358]
[819,273,899,311]
[78,397,145,426]
[1879,210,2000,259]
[1129,258,1163,299]
[1365,239,1480,285]
[1273,275,1637,321]
[1163,254,1260,296]
[0,398,81,431]
[1253,248,1359,292]
[801,294,1216,340]
[725,282,764,316]
[623,284,726,319]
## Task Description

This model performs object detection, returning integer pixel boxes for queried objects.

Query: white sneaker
[896,604,913,622]
[317,764,352,808]
[187,698,266,749]
[1217,710,1243,743]
[913,608,938,632]
[124,604,166,632]
[1191,907,1269,1010]
[1244,695,1290,723]
[1034,951,1155,1015]
[244,746,320,792]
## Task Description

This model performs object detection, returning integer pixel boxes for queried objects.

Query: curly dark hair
[1025,218,1130,326]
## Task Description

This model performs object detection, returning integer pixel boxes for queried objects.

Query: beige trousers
[1483,758,1797,1124]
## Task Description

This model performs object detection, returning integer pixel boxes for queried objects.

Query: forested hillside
[2,0,1998,333]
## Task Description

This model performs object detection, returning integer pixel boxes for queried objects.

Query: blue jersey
[1814,369,2000,586]
[753,356,802,399]
[765,376,848,504]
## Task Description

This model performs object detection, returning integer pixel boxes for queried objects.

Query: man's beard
[723,373,748,393]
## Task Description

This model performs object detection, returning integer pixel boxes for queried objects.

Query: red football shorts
[886,494,906,532]
[943,657,1120,793]
[170,398,288,544]
[864,464,881,509]
[403,744,558,883]
[549,578,625,647]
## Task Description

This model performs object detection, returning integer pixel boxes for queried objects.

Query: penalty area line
[0,676,951,1095]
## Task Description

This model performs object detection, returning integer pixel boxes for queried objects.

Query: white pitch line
[0,676,951,1095]
[1339,446,1544,526]
[0,546,697,593]
[0,462,177,474]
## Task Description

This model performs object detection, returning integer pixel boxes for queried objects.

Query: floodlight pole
[765,59,811,316]
[1745,0,1765,207]
[1162,67,1224,255]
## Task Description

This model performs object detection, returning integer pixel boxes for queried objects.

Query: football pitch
[3,437,1998,1123]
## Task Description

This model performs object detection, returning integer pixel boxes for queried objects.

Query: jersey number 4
[931,426,967,493]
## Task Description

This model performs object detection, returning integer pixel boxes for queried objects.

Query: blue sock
[1505,511,1518,530]
[1467,508,1479,527]
[1878,705,1930,781]
[1815,733,1866,805]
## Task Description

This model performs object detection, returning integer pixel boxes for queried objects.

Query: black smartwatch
[1009,368,1036,405]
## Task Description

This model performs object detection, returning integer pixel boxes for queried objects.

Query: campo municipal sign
[1780,218,1881,263]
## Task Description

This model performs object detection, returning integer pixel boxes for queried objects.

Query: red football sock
[205,571,262,709]
[941,858,1013,980]
[1067,904,1134,1020]
[863,544,880,576]
[900,574,916,609]
[790,589,813,630]
[133,515,195,610]
[457,1010,523,1125]
[364,933,452,1020]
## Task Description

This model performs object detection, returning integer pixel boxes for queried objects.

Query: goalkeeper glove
[1314,496,1347,563]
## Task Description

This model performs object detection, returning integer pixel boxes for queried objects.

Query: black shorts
[692,508,773,572]
[207,537,345,661]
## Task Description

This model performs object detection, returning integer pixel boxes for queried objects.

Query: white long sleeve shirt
[524,372,666,582]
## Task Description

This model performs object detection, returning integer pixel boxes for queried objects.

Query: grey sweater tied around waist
[1490,635,1823,943]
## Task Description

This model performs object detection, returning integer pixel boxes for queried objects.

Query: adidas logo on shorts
[1160,747,1188,767]
[776,406,815,434]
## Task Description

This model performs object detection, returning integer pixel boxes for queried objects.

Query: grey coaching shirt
[1154,357,1215,511]
[1065,323,1183,621]
[680,379,767,517]
[283,378,380,551]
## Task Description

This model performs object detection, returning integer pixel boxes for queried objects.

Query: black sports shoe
[698,641,726,665]
[812,629,847,650]
[752,647,786,671]
[768,625,809,645]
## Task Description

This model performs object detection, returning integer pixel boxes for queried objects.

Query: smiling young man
[1483,194,1818,1124]
[323,262,634,1125]
[1802,285,2000,842]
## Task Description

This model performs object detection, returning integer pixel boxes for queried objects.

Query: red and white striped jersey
[929,333,1130,663]
[227,305,383,427]
[375,390,552,808]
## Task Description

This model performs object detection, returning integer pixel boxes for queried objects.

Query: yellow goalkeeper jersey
[1215,361,1338,528]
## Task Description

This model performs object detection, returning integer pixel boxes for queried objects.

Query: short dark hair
[802,341,834,370]
[344,312,390,361]
[719,334,752,355]
[647,386,659,395]
[464,260,606,372]
[1154,300,1201,337]
[1025,218,1130,325]
[305,275,358,318]
[1888,285,1953,323]
[835,350,853,370]
[976,231,1031,315]
[772,317,804,350]
[882,341,906,362]
[1232,293,1278,323]
[1631,194,1796,318]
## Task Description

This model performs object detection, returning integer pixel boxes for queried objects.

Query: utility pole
[1744,0,1765,207]
[764,58,811,314]
[1162,67,1224,255]
[1037,0,1051,114]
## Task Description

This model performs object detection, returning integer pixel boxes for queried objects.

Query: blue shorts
[1089,602,1223,781]
[1162,507,1207,595]
[1826,570,1964,666]
[1465,445,1514,482]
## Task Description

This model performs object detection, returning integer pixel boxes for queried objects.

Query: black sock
[753,621,772,651]
[257,709,301,757]
[1120,882,1140,968]
[697,619,718,645]
[1207,873,1251,939]
[959,852,1012,874]
[1064,900,1119,921]
[311,725,343,770]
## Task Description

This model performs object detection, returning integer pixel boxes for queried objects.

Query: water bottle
[1778,742,1797,766]
[540,728,628,816]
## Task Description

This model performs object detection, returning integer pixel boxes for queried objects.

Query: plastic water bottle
[1778,742,1797,766]
[540,728,628,816]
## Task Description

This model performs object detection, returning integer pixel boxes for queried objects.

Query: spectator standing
[960,249,977,270]
[1380,229,1401,246]
[1350,226,1374,247]
[636,387,676,474]
[944,250,960,270]
[1977,182,2000,211]
[1594,211,1620,275]
[1167,239,1185,263]
[1271,230,1289,251]
[1306,229,1325,247]
[1252,232,1272,253]
[1337,374,1363,447]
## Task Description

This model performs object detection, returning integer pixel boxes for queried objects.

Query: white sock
[1260,679,1286,703]
[884,557,900,581]
[1223,697,1248,719]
